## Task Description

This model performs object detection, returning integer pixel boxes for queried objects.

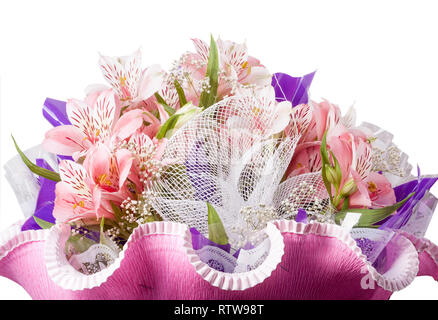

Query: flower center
[367,181,378,193]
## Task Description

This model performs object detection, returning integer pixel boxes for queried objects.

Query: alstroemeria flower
[54,145,133,224]
[99,49,163,104]
[173,37,271,106]
[226,86,294,136]
[83,145,133,195]
[352,171,396,209]
[43,90,143,160]
[53,160,114,224]
[287,100,381,209]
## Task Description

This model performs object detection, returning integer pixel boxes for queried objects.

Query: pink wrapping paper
[0,220,437,299]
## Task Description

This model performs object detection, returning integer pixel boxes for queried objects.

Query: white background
[1,0,438,299]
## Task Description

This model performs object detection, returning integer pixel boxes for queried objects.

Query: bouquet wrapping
[1,36,438,299]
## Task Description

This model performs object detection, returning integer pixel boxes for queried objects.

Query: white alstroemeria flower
[98,49,164,104]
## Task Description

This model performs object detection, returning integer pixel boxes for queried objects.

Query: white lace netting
[150,95,333,249]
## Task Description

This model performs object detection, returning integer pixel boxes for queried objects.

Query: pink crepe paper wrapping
[1,219,437,299]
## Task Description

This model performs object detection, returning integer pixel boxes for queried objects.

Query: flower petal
[268,101,292,135]
[42,125,87,156]
[116,149,133,188]
[113,109,143,140]
[137,64,164,101]
[93,90,116,140]
[59,160,93,198]
[66,98,96,141]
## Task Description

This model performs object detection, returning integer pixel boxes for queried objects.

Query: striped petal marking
[99,50,142,101]
[59,160,93,199]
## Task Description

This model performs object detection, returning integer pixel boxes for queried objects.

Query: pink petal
[349,170,372,208]
[191,38,210,63]
[59,160,93,199]
[53,182,94,223]
[113,109,144,140]
[42,125,87,156]
[86,145,111,185]
[66,98,96,141]
[115,149,133,188]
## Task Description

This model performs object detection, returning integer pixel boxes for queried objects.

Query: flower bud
[340,178,358,197]
[324,164,339,186]
[166,103,202,138]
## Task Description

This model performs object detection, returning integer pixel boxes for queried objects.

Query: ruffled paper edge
[44,221,188,290]
[0,220,50,260]
[182,222,285,291]
[0,219,420,292]
[273,220,419,292]
[397,230,438,266]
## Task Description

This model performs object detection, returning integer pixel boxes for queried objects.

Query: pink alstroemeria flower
[285,100,396,209]
[54,146,133,224]
[353,171,397,209]
[286,100,343,176]
[176,37,271,105]
[43,90,143,160]
[84,145,133,195]
[54,161,112,224]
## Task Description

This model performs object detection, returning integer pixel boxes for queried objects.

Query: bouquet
[1,35,437,300]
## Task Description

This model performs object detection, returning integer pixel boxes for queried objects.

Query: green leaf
[156,113,182,139]
[110,201,123,222]
[335,192,415,227]
[12,135,61,182]
[33,216,54,229]
[154,92,176,116]
[342,196,350,211]
[100,217,105,244]
[174,80,187,107]
[207,202,228,245]
[199,35,219,109]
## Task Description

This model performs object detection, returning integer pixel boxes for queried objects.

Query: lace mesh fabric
[274,172,334,223]
[150,96,334,255]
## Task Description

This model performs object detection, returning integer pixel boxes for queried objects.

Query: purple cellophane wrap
[380,175,438,230]
[190,227,231,252]
[271,71,316,106]
[42,97,71,127]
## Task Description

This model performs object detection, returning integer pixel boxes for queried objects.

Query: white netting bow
[150,95,333,254]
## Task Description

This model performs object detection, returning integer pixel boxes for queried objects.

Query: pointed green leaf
[335,192,415,226]
[110,200,123,222]
[100,217,105,244]
[207,202,228,245]
[174,80,187,107]
[156,113,182,139]
[34,216,54,229]
[154,92,176,116]
[199,35,219,109]
[342,196,350,211]
[12,135,61,182]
